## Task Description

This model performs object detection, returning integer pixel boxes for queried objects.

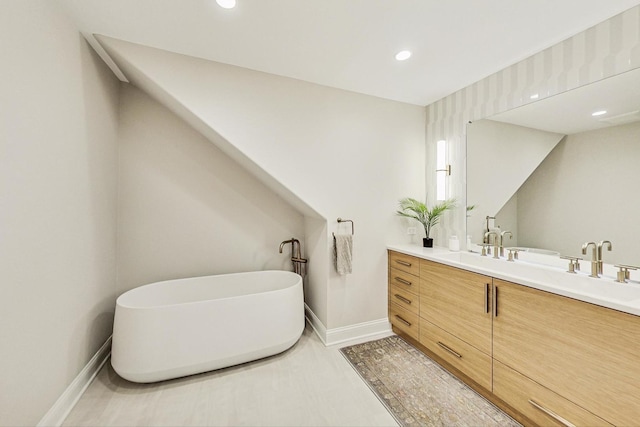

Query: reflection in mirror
[467,67,640,266]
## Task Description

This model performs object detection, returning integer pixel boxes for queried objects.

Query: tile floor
[62,324,398,426]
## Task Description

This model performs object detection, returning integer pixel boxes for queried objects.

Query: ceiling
[60,0,640,106]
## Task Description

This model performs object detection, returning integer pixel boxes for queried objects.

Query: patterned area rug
[340,335,521,427]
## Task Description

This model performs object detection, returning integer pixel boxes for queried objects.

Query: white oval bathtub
[111,270,304,383]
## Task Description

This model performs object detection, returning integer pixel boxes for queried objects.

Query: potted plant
[397,197,457,247]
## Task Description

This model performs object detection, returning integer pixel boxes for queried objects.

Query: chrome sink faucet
[499,231,512,257]
[484,231,499,259]
[582,241,598,278]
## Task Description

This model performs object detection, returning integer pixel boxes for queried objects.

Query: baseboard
[325,318,392,346]
[304,304,392,347]
[38,336,112,427]
[304,303,328,345]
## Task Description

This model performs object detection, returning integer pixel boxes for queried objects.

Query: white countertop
[388,243,640,317]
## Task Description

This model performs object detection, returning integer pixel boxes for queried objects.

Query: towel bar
[335,218,354,235]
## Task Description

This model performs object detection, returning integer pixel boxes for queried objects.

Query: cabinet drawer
[389,283,419,315]
[389,302,419,341]
[419,318,491,391]
[494,360,613,427]
[389,251,420,277]
[389,267,419,296]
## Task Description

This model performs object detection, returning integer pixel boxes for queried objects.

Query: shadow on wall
[116,85,305,294]
[68,310,114,379]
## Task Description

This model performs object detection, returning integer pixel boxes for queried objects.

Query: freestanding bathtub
[111,270,304,383]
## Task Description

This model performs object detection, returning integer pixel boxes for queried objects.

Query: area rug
[340,335,521,427]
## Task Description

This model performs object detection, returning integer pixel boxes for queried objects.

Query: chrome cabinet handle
[437,341,462,358]
[395,277,412,286]
[394,294,412,305]
[396,260,412,267]
[394,315,411,327]
[528,400,576,427]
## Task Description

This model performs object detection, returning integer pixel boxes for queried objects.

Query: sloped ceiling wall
[94,35,426,331]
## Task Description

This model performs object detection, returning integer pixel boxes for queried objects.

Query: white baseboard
[304,304,392,347]
[304,303,328,345]
[38,336,112,427]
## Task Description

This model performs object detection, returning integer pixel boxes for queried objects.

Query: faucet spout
[499,231,513,257]
[582,241,598,278]
[279,238,300,255]
[597,240,612,275]
[279,238,305,276]
[484,231,499,259]
[279,238,294,253]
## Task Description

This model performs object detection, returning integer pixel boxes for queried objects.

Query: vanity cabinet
[493,279,640,427]
[387,250,640,426]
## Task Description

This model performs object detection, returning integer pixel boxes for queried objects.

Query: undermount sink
[516,247,560,256]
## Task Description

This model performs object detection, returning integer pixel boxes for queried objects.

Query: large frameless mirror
[466,67,640,266]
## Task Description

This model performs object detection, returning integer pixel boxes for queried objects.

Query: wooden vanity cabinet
[493,279,640,426]
[387,250,640,426]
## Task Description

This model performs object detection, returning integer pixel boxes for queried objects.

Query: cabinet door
[419,260,492,355]
[493,279,640,426]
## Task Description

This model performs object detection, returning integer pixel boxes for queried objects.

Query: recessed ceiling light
[395,50,412,61]
[216,0,236,9]
[530,94,539,100]
[592,110,607,117]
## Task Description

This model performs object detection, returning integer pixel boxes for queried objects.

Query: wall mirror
[466,67,640,266]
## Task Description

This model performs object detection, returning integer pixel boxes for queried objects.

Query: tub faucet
[279,238,298,255]
[597,240,612,275]
[484,231,499,259]
[280,238,303,259]
[279,238,307,276]
[582,241,598,278]
[499,231,512,257]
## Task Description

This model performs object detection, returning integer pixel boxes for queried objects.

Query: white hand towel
[334,234,353,275]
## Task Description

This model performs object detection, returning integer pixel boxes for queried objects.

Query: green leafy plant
[397,197,457,239]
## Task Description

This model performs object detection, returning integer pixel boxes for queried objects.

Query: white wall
[96,36,426,331]
[518,121,640,265]
[117,85,304,293]
[0,2,120,426]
